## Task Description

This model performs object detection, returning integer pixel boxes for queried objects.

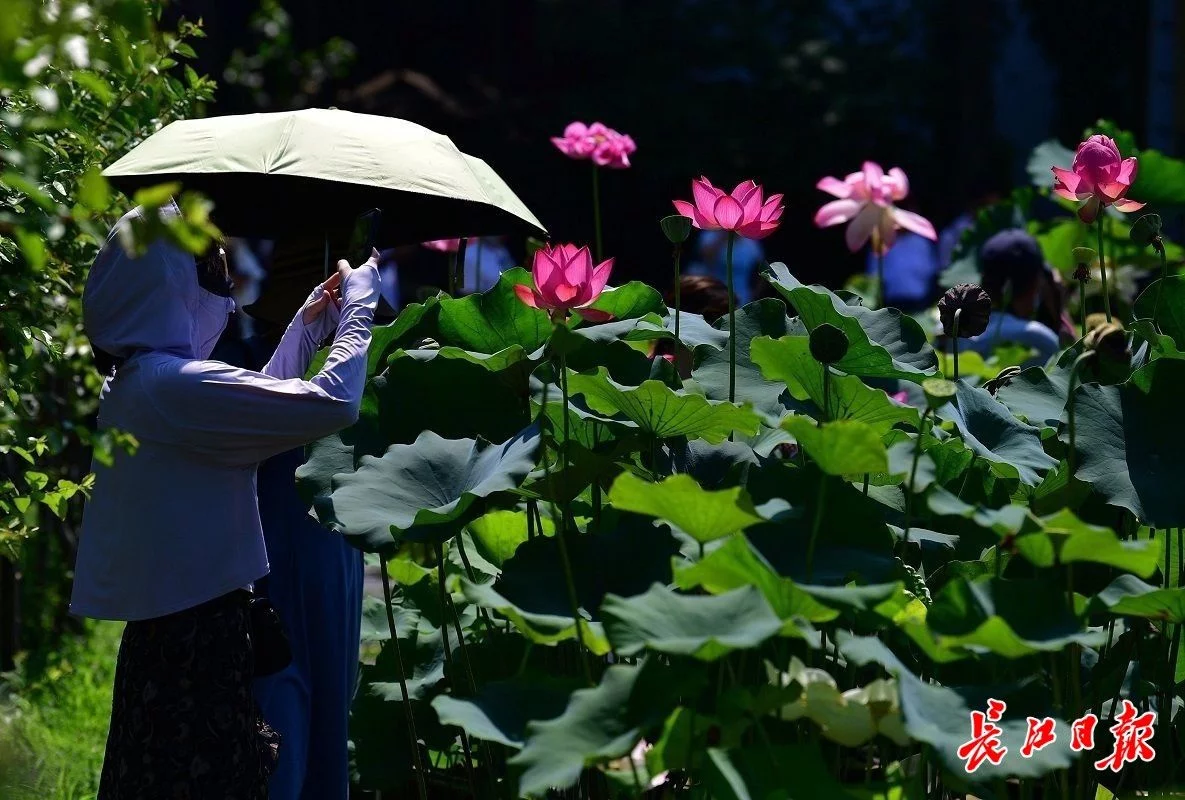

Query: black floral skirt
[98,590,282,800]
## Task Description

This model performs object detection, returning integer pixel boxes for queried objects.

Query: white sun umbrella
[103,107,546,245]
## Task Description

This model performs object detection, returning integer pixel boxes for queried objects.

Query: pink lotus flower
[514,243,614,321]
[422,239,461,252]
[671,177,784,240]
[890,390,909,404]
[813,162,936,255]
[1052,135,1145,223]
[551,121,636,169]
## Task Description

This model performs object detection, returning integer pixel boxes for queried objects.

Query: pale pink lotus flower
[551,121,636,169]
[672,177,784,240]
[514,243,614,321]
[422,239,461,252]
[1052,135,1145,223]
[890,390,909,404]
[813,162,936,255]
[628,741,669,790]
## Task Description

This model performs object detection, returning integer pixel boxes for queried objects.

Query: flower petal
[892,208,937,241]
[862,161,885,191]
[590,258,614,296]
[844,204,881,252]
[1117,157,1138,185]
[887,167,910,201]
[1077,196,1102,224]
[553,283,579,304]
[673,199,712,229]
[514,283,544,309]
[1113,198,1146,213]
[563,122,588,139]
[1052,166,1082,194]
[731,180,759,205]
[713,195,744,230]
[814,199,861,228]
[692,178,722,216]
[574,306,614,323]
[816,176,851,198]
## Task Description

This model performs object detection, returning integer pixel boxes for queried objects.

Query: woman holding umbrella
[70,200,381,799]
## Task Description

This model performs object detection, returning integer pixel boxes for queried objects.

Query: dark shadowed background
[165,0,1178,291]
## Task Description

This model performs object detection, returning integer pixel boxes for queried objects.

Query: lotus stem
[726,231,737,403]
[447,249,458,297]
[455,237,468,296]
[592,165,604,263]
[1078,276,1087,337]
[1097,217,1111,322]
[806,475,828,582]
[951,309,961,381]
[591,422,602,527]
[454,532,499,642]
[379,563,428,800]
[673,242,683,342]
[556,351,593,686]
[820,364,831,425]
[1066,352,1094,477]
[435,544,478,795]
[876,249,885,309]
[902,409,931,550]
[1154,240,1169,331]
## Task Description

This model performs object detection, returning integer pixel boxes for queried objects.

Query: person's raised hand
[301,271,343,324]
[336,247,381,305]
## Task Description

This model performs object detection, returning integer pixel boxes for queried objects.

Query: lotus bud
[937,283,991,338]
[1130,214,1164,252]
[809,323,849,364]
[660,214,692,245]
[922,377,957,410]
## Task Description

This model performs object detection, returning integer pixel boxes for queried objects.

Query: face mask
[192,288,236,359]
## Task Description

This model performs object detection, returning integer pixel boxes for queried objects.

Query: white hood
[83,203,234,362]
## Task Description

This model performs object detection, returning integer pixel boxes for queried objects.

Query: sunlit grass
[0,621,122,800]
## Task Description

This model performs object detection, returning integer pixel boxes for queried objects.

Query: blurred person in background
[960,228,1070,366]
[686,229,765,305]
[664,274,734,325]
[464,235,517,293]
[864,228,940,312]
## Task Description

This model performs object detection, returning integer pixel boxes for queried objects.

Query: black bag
[249,576,292,677]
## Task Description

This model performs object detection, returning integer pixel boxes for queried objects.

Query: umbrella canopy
[103,108,546,244]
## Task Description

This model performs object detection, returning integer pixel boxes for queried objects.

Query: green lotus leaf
[1014,509,1159,576]
[583,280,668,320]
[782,417,888,476]
[927,576,1105,658]
[691,299,805,417]
[752,335,920,434]
[510,657,707,795]
[1074,358,1185,527]
[1091,574,1185,622]
[461,513,678,651]
[466,509,552,571]
[935,381,1057,486]
[607,472,764,544]
[430,678,575,748]
[436,266,551,353]
[602,583,787,660]
[674,534,838,625]
[1132,274,1185,350]
[566,367,761,443]
[319,426,541,552]
[840,633,1080,781]
[763,262,939,382]
[994,364,1070,431]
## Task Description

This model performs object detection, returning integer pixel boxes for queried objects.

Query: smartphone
[348,208,382,266]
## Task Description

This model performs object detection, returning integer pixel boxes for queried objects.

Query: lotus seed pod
[660,214,692,245]
[937,284,991,338]
[922,377,957,409]
[1129,214,1163,248]
[809,323,849,364]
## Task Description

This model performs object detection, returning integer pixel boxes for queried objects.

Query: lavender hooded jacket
[71,205,379,621]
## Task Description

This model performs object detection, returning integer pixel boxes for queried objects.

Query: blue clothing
[865,231,939,311]
[211,332,363,800]
[687,230,765,305]
[253,447,364,800]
